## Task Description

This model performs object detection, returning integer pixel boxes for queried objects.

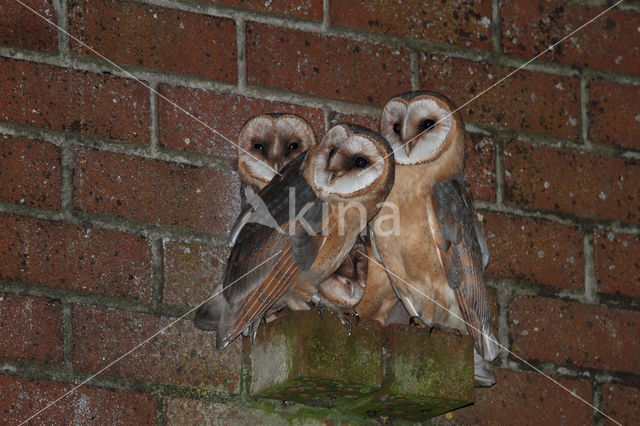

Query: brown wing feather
[429,175,498,361]
[223,249,300,340]
[216,152,328,349]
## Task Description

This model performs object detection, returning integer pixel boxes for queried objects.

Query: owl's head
[238,114,316,190]
[380,91,464,168]
[308,123,394,201]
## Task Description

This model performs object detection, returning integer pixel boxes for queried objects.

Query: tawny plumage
[352,240,408,325]
[373,91,498,386]
[209,123,395,349]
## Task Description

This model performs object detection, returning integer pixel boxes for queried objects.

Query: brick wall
[0,0,639,424]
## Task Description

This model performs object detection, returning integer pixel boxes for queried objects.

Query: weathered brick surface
[158,85,325,159]
[594,231,640,299]
[205,0,322,19]
[483,212,584,289]
[487,287,498,339]
[589,80,640,151]
[602,384,640,426]
[0,214,152,300]
[331,0,492,50]
[72,305,242,392]
[163,240,229,307]
[69,0,237,82]
[420,54,581,139]
[448,369,593,424]
[0,375,156,425]
[502,0,640,75]
[1,1,639,423]
[0,294,63,364]
[73,147,241,234]
[504,140,640,224]
[246,23,411,105]
[0,58,150,143]
[464,134,495,202]
[329,112,378,130]
[0,135,61,210]
[164,398,290,426]
[511,296,640,373]
[0,0,57,52]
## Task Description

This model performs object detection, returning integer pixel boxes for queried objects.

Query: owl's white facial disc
[380,100,407,149]
[238,114,315,187]
[314,125,385,198]
[397,98,452,165]
[238,116,278,182]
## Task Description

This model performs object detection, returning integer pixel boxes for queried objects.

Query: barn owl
[194,115,371,332]
[211,123,395,349]
[237,113,316,189]
[372,91,498,386]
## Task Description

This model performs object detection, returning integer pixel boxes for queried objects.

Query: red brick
[331,0,492,50]
[449,369,592,424]
[0,135,61,210]
[163,241,229,306]
[205,0,322,19]
[73,148,240,234]
[0,214,151,300]
[0,58,149,143]
[502,0,640,75]
[602,384,640,426]
[483,213,584,289]
[487,287,498,339]
[419,54,581,139]
[69,0,236,82]
[158,85,325,159]
[511,296,640,373]
[329,112,378,130]
[594,231,640,299]
[246,23,411,105]
[164,398,290,425]
[72,305,242,392]
[464,134,495,202]
[589,80,640,151]
[0,294,62,364]
[0,0,57,51]
[504,141,640,224]
[0,375,156,425]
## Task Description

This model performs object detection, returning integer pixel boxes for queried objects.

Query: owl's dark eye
[287,141,299,150]
[421,119,436,132]
[392,122,402,135]
[354,157,367,168]
[253,143,265,151]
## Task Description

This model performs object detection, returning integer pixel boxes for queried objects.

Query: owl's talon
[410,316,429,328]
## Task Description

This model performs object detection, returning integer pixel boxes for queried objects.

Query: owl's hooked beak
[327,170,347,185]
[272,162,280,174]
[404,139,417,156]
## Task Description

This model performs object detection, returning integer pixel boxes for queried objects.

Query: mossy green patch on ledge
[246,310,473,422]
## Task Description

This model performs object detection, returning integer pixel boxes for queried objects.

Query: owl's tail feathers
[474,349,497,387]
[482,325,500,362]
[194,287,226,331]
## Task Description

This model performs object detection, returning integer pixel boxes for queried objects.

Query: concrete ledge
[246,310,473,421]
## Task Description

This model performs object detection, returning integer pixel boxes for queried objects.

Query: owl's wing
[215,153,326,349]
[429,175,498,361]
